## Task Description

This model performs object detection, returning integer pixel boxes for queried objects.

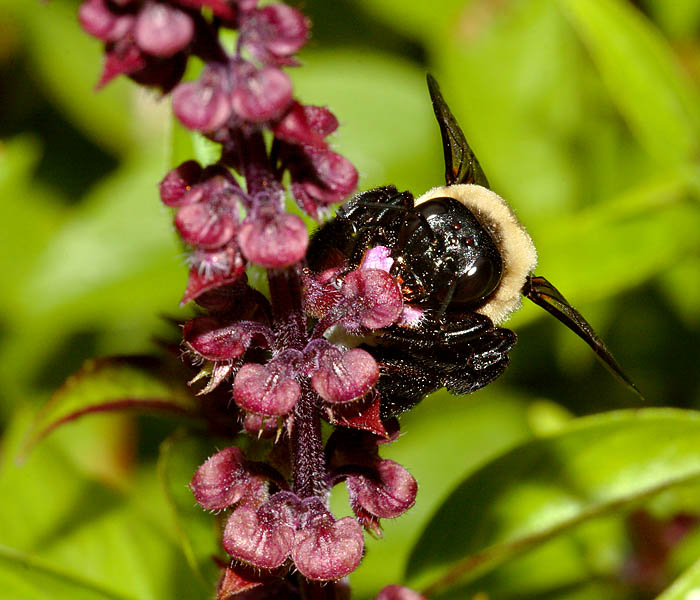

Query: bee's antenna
[523,275,643,399]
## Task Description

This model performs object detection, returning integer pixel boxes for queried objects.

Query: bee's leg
[378,311,495,350]
[371,314,516,417]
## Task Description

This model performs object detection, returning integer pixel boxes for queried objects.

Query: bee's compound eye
[451,254,502,307]
[417,198,451,218]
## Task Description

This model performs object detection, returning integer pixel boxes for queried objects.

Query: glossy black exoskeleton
[308,75,641,416]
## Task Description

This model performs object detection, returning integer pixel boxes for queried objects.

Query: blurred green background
[1,0,699,599]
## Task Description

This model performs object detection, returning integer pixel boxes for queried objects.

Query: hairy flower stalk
[79,1,421,598]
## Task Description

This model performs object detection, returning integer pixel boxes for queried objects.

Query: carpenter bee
[308,74,641,416]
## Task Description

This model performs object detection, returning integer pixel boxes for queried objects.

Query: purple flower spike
[135,1,194,57]
[376,586,427,600]
[232,64,293,123]
[234,356,301,416]
[292,504,364,581]
[347,459,417,520]
[310,347,378,404]
[223,502,295,569]
[173,66,232,132]
[340,268,403,331]
[238,208,307,268]
[242,4,309,65]
[189,446,265,510]
[79,0,134,42]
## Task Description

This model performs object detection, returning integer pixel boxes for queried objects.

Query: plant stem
[291,380,327,498]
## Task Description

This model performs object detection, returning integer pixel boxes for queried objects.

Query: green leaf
[156,432,221,590]
[509,168,700,330]
[21,356,196,457]
[0,545,129,600]
[432,0,594,222]
[656,556,700,600]
[644,0,700,40]
[562,0,700,164]
[17,155,178,317]
[39,501,205,600]
[0,136,66,312]
[1,408,208,600]
[406,409,700,595]
[0,153,185,398]
[350,0,467,39]
[4,0,153,157]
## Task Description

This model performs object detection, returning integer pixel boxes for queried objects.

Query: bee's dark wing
[523,275,643,399]
[427,74,490,188]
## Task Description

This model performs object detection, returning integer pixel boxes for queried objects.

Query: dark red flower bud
[234,354,302,416]
[190,446,266,510]
[290,148,358,218]
[173,66,232,132]
[232,64,293,123]
[79,0,134,42]
[307,149,358,201]
[98,39,147,88]
[242,413,279,438]
[376,586,427,600]
[237,208,307,268]
[242,4,309,64]
[194,279,268,315]
[309,346,378,404]
[301,268,343,319]
[135,1,194,57]
[272,103,328,149]
[174,0,237,22]
[303,105,339,137]
[217,567,297,600]
[184,317,271,361]
[340,268,403,331]
[346,459,417,520]
[177,165,239,207]
[292,502,363,581]
[127,52,187,93]
[159,160,203,206]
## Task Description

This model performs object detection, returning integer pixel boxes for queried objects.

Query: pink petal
[223,504,295,569]
[135,1,194,57]
[292,513,364,581]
